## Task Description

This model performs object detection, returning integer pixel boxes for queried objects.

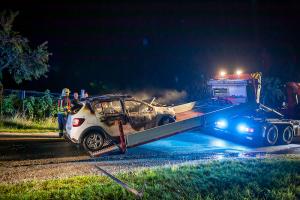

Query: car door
[93,100,124,136]
[124,100,156,131]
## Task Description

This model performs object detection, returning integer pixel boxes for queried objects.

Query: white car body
[66,95,176,151]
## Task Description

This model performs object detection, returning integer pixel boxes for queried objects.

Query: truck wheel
[264,125,278,146]
[279,126,294,145]
[83,131,104,152]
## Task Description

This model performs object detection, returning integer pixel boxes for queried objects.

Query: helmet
[61,88,70,97]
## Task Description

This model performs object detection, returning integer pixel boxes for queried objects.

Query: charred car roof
[86,94,134,102]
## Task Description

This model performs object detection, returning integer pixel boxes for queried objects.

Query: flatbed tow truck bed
[90,102,254,157]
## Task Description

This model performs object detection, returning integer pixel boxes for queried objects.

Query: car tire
[158,116,175,126]
[264,125,279,146]
[82,131,105,152]
[279,126,294,145]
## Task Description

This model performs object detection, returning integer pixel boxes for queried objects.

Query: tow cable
[91,120,144,198]
[94,164,143,198]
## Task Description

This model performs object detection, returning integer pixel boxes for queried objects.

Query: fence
[3,89,60,99]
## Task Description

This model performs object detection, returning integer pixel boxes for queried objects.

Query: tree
[0,10,50,86]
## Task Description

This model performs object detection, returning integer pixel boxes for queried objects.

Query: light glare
[215,119,228,129]
[219,71,226,77]
[237,123,254,133]
[236,69,243,75]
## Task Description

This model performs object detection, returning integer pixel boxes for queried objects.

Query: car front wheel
[83,131,104,152]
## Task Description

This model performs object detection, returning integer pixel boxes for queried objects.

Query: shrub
[1,90,57,120]
[1,93,21,117]
[23,90,57,119]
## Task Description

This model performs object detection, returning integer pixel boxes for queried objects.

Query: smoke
[127,89,187,105]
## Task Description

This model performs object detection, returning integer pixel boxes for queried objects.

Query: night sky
[1,1,300,94]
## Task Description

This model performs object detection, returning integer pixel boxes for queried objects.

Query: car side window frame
[93,100,123,115]
[124,99,154,113]
[93,101,104,114]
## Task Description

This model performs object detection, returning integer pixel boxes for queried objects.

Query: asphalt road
[0,135,84,161]
[1,130,299,162]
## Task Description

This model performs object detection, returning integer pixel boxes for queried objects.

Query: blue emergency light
[215,119,228,129]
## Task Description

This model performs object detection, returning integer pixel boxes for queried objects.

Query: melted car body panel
[67,95,176,140]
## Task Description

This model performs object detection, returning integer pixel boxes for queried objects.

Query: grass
[0,158,299,200]
[0,117,58,133]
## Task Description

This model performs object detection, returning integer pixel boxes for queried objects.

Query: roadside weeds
[0,157,299,200]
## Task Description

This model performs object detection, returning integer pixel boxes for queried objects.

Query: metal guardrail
[3,89,60,99]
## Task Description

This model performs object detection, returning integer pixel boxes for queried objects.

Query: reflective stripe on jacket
[57,98,71,114]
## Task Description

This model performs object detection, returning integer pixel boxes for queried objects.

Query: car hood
[154,106,176,116]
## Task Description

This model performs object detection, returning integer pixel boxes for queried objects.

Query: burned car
[66,94,176,151]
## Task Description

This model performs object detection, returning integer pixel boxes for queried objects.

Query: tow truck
[208,72,300,145]
[88,71,300,157]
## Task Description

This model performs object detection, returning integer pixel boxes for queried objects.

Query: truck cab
[207,73,259,105]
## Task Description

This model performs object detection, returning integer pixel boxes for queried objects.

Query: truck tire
[264,125,278,146]
[82,131,104,152]
[279,126,294,145]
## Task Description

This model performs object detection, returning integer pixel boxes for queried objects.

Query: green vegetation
[1,158,299,200]
[0,116,57,133]
[0,10,52,133]
[1,91,57,119]
[0,10,50,85]
[0,91,58,133]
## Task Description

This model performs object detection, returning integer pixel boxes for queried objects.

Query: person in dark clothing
[71,92,82,113]
[84,92,89,99]
[72,92,80,106]
[80,91,89,101]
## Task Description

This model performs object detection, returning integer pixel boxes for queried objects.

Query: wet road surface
[1,130,299,162]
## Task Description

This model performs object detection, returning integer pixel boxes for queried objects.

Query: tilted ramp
[126,102,255,147]
[90,102,256,157]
